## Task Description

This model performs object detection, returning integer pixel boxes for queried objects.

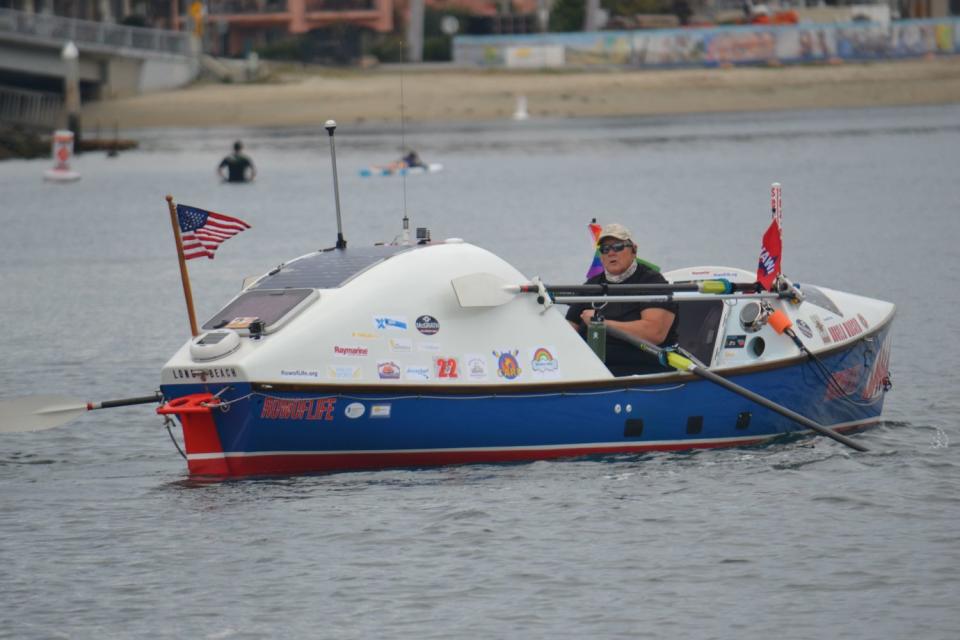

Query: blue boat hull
[159,322,892,477]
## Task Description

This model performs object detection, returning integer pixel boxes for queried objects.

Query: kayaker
[566,223,679,375]
[218,140,257,183]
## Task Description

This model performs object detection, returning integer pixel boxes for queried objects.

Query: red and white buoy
[43,129,81,182]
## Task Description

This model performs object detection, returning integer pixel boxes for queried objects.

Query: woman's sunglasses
[599,241,633,255]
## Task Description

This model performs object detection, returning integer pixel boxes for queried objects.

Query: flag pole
[166,195,199,337]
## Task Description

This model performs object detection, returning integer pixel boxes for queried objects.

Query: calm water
[1,105,959,639]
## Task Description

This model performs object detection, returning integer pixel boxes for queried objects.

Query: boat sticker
[810,314,831,343]
[405,365,432,381]
[327,365,362,380]
[528,347,560,379]
[434,357,460,379]
[377,360,401,380]
[464,354,489,381]
[388,337,413,353]
[171,367,239,381]
[724,335,746,349]
[862,334,892,400]
[261,396,336,421]
[280,369,320,379]
[370,404,392,419]
[843,317,863,338]
[493,349,522,380]
[824,365,862,401]
[418,341,441,353]
[344,402,366,419]
[225,316,258,329]
[858,313,869,330]
[333,345,369,358]
[351,331,379,340]
[415,315,440,335]
[795,318,814,339]
[828,324,847,342]
[373,316,408,331]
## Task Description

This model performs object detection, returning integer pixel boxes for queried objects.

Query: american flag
[176,204,250,260]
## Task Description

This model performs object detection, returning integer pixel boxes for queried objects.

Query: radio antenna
[399,41,409,227]
[325,119,346,249]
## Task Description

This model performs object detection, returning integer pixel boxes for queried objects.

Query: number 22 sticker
[435,357,459,379]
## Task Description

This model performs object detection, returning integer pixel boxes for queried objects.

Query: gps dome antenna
[325,119,347,249]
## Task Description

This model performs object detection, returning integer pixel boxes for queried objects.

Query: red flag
[756,219,782,290]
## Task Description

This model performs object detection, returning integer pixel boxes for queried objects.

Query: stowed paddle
[0,392,162,433]
[450,272,769,308]
[604,326,868,453]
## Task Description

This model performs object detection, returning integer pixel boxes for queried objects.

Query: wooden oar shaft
[604,326,868,452]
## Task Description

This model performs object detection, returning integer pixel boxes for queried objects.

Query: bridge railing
[0,85,63,129]
[0,8,194,57]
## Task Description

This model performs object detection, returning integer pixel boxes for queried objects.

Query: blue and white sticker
[795,318,814,339]
[373,315,408,331]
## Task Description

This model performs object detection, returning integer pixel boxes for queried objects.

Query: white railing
[0,86,63,128]
[0,8,193,57]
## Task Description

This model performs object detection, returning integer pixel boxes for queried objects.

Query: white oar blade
[0,395,88,433]
[450,273,518,308]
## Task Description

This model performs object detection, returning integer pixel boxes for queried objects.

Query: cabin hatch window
[202,288,315,331]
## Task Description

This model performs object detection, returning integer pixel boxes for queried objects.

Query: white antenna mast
[399,41,410,245]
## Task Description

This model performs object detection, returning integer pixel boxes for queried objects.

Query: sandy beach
[81,57,960,129]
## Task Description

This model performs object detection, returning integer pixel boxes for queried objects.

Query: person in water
[402,150,424,169]
[565,223,679,375]
[218,140,256,183]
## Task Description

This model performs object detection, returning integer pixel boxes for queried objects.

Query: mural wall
[453,19,960,68]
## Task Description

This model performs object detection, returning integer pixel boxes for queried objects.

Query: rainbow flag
[586,222,604,279]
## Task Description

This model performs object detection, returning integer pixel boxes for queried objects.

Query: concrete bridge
[0,8,199,101]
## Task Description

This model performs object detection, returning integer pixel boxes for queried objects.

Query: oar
[451,272,772,308]
[604,327,868,452]
[0,392,162,433]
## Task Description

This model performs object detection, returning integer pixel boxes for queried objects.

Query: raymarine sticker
[333,345,369,358]
[344,402,366,419]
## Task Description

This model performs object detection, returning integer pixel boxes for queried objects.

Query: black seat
[674,300,724,366]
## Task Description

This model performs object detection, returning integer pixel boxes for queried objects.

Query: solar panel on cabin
[248,245,412,290]
[202,288,314,331]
